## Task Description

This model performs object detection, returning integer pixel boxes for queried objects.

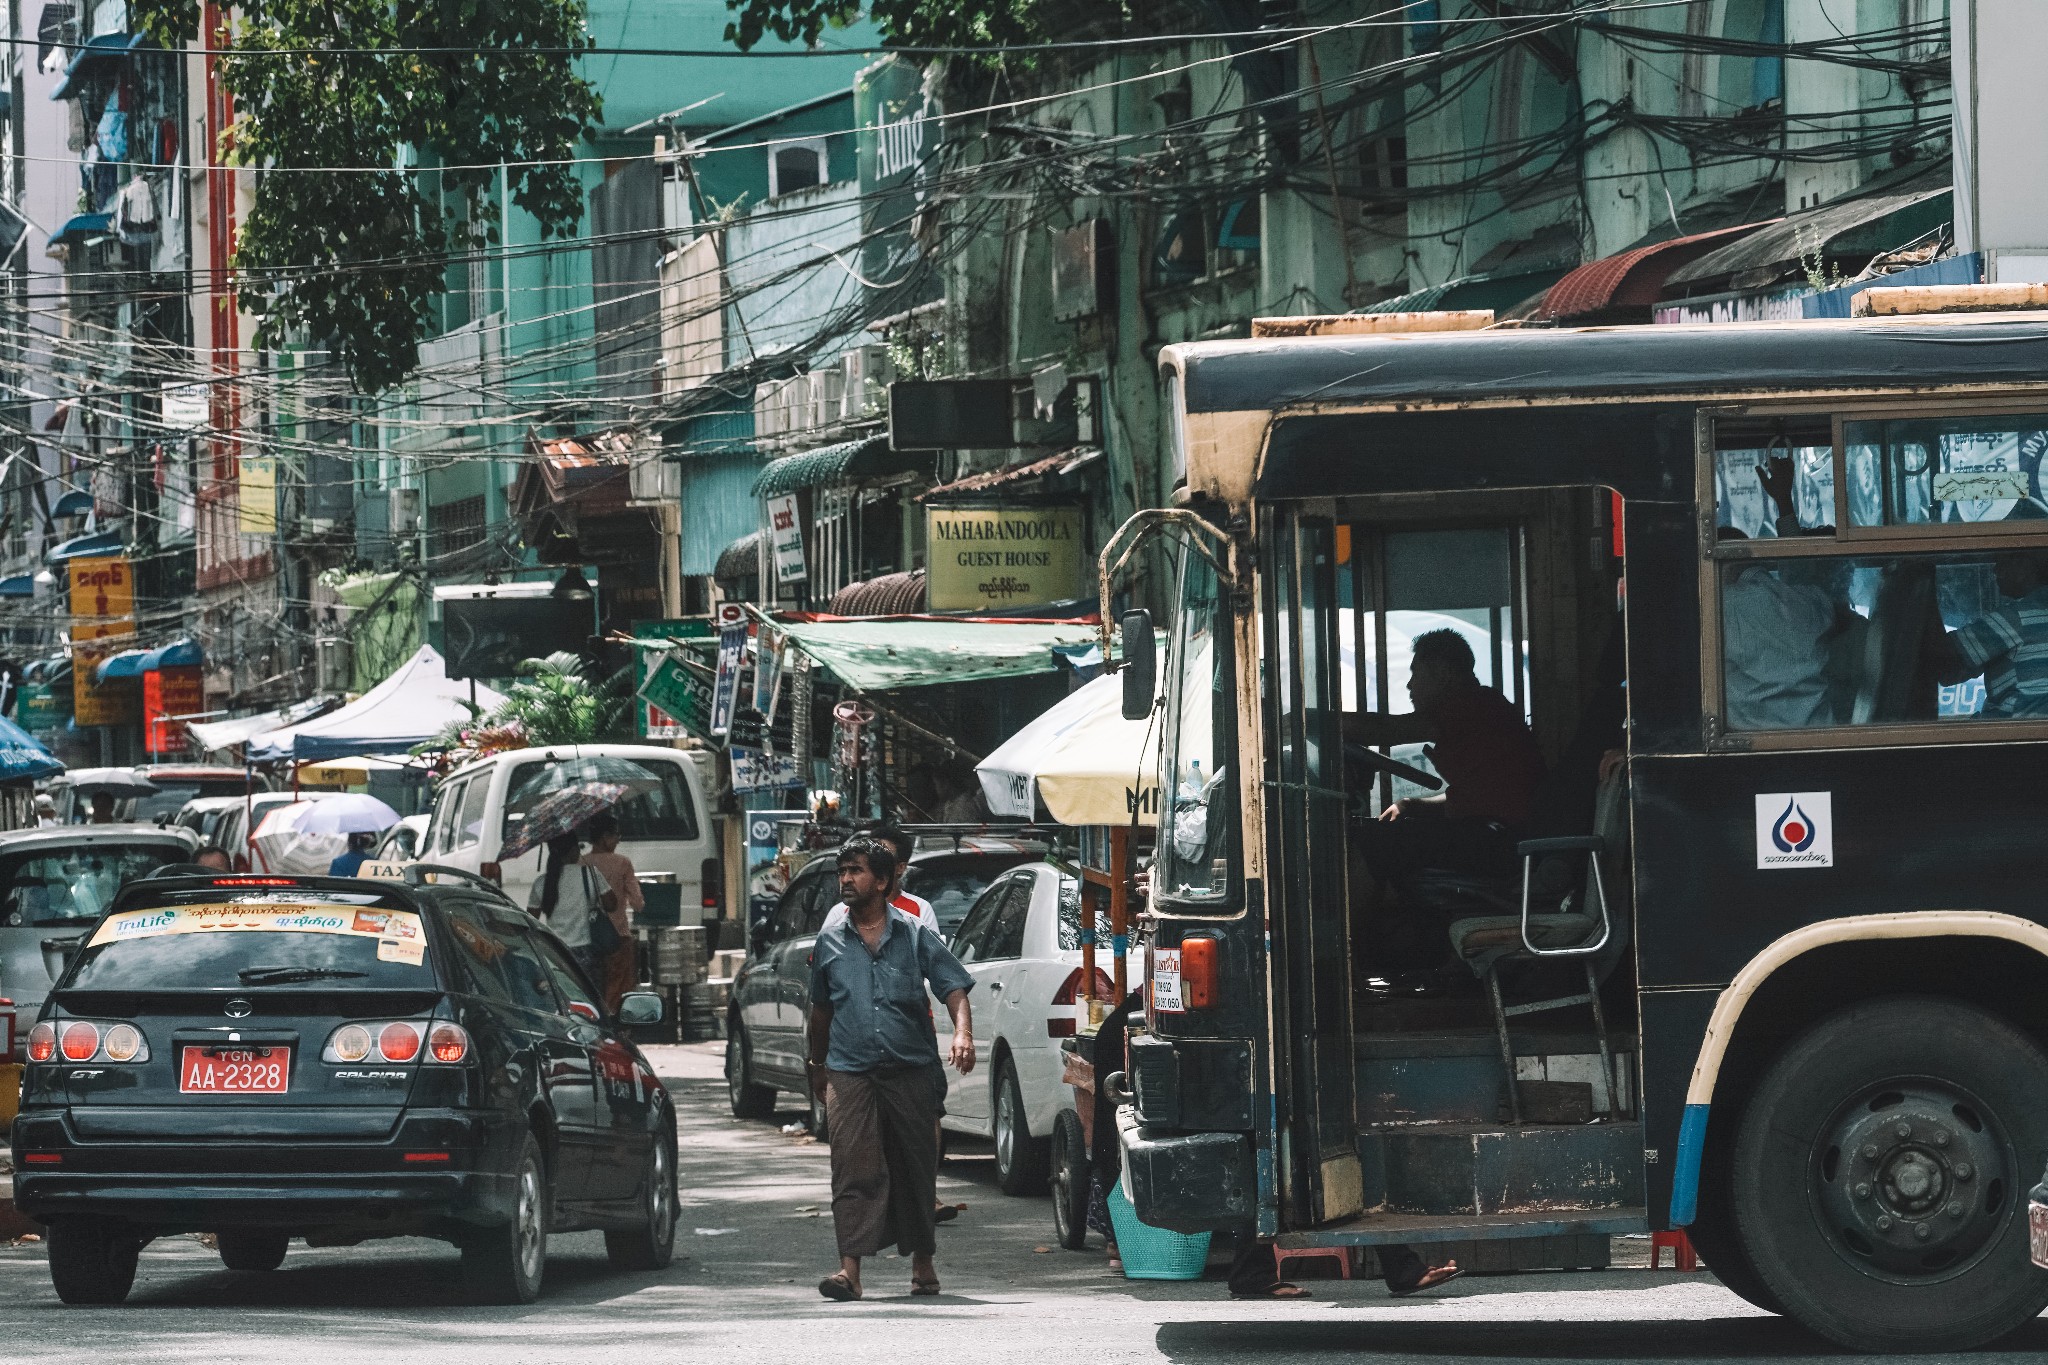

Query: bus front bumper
[1115,1103,1255,1235]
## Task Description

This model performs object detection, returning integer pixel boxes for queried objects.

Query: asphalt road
[0,1041,2042,1365]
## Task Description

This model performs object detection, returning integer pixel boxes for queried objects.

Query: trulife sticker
[1755,792,1833,869]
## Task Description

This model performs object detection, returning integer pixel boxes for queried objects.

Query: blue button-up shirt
[809,906,974,1073]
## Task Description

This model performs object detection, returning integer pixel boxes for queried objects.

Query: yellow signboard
[69,555,138,726]
[926,505,1086,611]
[240,455,277,534]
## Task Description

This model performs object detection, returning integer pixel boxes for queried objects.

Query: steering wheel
[1343,741,1444,792]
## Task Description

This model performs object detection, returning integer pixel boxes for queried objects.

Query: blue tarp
[49,489,93,517]
[0,714,62,784]
[1801,253,1985,319]
[49,213,112,246]
[95,649,149,682]
[140,638,202,670]
[0,575,31,598]
[51,34,147,101]
[45,528,122,563]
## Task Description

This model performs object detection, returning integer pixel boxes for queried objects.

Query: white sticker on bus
[1755,792,1833,869]
[1152,949,1184,1013]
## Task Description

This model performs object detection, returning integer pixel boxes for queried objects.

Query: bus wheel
[1732,997,2048,1352]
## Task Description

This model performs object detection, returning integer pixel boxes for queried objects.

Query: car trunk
[51,987,444,1142]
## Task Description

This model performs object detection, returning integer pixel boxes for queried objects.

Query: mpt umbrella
[498,781,631,862]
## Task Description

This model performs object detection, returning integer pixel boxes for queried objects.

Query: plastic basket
[1107,1176,1212,1280]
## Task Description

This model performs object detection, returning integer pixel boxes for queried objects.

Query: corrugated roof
[1666,188,1951,290]
[751,433,916,497]
[918,448,1100,500]
[772,617,1104,691]
[1536,221,1774,321]
[827,569,927,616]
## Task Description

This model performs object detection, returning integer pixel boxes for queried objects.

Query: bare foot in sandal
[1231,1279,1310,1299]
[1388,1261,1462,1297]
[819,1258,863,1301]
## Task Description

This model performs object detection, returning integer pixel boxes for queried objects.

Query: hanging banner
[239,455,277,534]
[926,504,1086,610]
[765,493,807,587]
[751,626,784,724]
[69,556,138,727]
[637,648,713,738]
[710,624,748,738]
[855,56,942,307]
[145,664,205,754]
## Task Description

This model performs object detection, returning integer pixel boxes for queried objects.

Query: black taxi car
[8,865,677,1305]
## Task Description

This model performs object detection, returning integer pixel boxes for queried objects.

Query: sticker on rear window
[90,903,425,948]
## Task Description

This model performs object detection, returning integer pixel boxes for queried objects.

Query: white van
[418,744,718,913]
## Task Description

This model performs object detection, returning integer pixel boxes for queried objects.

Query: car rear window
[502,758,699,843]
[132,780,244,824]
[67,896,434,990]
[2,845,193,927]
[904,854,1039,933]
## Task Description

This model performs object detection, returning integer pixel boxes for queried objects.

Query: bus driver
[1344,630,1546,974]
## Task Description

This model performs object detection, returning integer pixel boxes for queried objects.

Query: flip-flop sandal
[911,1278,941,1296]
[932,1205,959,1224]
[1388,1266,1464,1297]
[818,1273,862,1301]
[1230,1280,1310,1299]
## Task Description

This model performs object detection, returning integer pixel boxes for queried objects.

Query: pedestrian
[808,835,975,1301]
[816,823,953,1222]
[88,792,116,824]
[579,813,641,1014]
[34,793,56,827]
[327,831,377,877]
[527,831,617,978]
[194,844,232,872]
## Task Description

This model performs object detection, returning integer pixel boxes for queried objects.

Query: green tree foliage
[418,651,634,760]
[725,0,1104,55]
[132,0,603,391]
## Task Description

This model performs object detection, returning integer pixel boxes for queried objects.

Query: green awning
[771,617,1105,691]
[750,434,929,497]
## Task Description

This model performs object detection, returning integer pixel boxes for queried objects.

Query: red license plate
[2031,1202,2048,1270]
[179,1045,291,1094]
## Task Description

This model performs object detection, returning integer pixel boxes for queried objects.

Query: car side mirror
[617,991,665,1026]
[1121,609,1155,721]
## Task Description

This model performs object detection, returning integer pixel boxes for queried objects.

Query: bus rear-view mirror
[1121,610,1155,721]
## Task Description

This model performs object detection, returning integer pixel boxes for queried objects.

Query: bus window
[1845,414,2048,529]
[1714,551,2048,731]
[1159,547,1234,904]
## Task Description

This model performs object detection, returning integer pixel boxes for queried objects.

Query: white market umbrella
[977,673,1162,827]
[291,793,402,836]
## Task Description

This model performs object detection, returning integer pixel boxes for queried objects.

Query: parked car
[725,843,1041,1138]
[45,766,265,825]
[0,825,202,1023]
[420,745,717,911]
[375,813,431,863]
[10,865,676,1305]
[171,794,243,845]
[932,861,1124,1195]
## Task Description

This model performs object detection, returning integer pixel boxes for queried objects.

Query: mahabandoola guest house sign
[926,505,1085,611]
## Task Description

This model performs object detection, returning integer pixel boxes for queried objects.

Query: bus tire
[1732,996,2048,1352]
[1688,1103,1786,1316]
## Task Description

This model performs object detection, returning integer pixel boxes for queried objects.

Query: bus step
[1357,1029,1636,1124]
[1356,1120,1645,1217]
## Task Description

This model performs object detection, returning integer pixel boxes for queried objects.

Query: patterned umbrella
[497,781,630,861]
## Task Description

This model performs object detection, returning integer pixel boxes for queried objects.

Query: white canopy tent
[976,673,1162,827]
[247,645,504,763]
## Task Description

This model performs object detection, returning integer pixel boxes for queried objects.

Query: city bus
[1105,299,2048,1351]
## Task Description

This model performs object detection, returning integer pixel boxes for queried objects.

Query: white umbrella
[290,793,402,836]
[977,673,1162,827]
[249,800,350,875]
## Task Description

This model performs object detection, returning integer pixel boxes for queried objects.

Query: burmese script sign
[926,505,1085,611]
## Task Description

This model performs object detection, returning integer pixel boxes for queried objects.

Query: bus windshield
[1159,546,1235,903]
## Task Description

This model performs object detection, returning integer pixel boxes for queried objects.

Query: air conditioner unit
[388,487,422,537]
[841,345,895,419]
[629,446,680,503]
[806,369,844,430]
[754,378,790,438]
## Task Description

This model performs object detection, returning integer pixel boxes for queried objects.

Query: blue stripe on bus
[1669,1103,1711,1226]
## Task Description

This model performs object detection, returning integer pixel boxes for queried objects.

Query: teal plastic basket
[1107,1176,1212,1280]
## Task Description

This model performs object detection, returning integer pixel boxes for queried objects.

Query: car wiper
[236,966,369,985]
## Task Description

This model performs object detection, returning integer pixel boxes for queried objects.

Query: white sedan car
[934,861,1125,1195]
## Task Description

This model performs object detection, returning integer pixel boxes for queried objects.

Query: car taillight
[378,1022,422,1063]
[1181,937,1219,1009]
[700,858,723,910]
[102,1024,146,1062]
[427,1022,470,1064]
[212,877,297,886]
[26,1022,56,1062]
[1048,966,1116,1038]
[60,1021,100,1061]
[325,1024,374,1063]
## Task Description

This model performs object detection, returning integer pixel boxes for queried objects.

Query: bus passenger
[1931,551,2048,718]
[1344,629,1545,888]
[1719,540,1848,731]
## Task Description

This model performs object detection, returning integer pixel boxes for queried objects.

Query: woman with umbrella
[501,780,637,978]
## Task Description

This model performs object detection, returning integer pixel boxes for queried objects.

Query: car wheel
[46,1216,139,1305]
[993,1059,1050,1196]
[605,1122,679,1272]
[1732,997,2048,1352]
[462,1132,549,1305]
[1051,1109,1090,1250]
[726,1025,775,1121]
[217,1229,289,1272]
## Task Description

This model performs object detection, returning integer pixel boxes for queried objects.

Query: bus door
[1260,508,1364,1226]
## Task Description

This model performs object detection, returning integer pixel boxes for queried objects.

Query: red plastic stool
[1650,1229,1698,1270]
[1273,1245,1352,1281]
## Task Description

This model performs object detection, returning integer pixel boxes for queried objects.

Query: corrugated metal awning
[750,434,927,497]
[770,616,1104,691]
[1536,221,1774,322]
[1666,187,1952,290]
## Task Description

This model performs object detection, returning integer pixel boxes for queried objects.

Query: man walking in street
[808,836,975,1301]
